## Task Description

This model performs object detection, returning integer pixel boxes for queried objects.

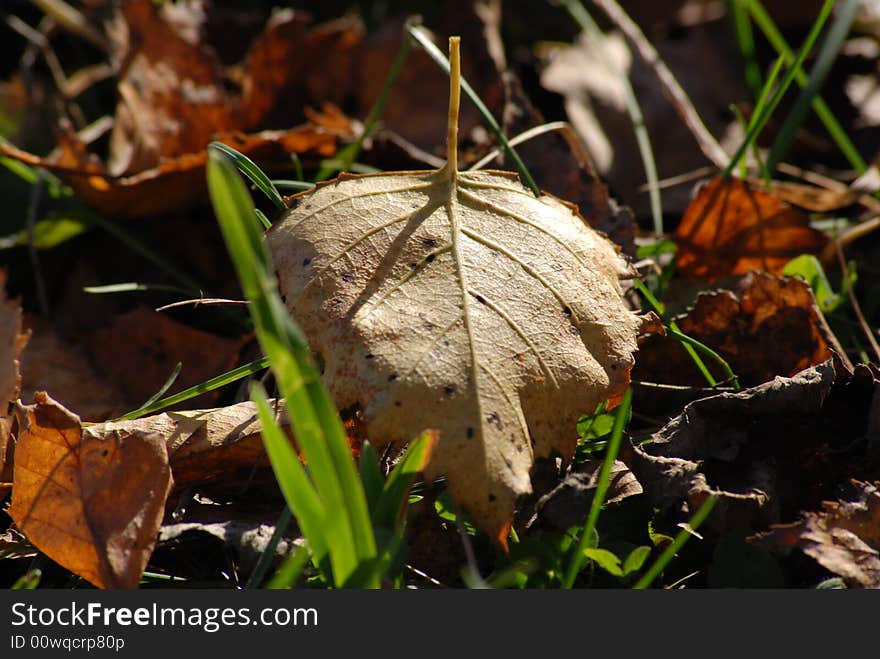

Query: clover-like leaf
[267,37,641,543]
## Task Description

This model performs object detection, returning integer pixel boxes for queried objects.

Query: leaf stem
[446,36,461,179]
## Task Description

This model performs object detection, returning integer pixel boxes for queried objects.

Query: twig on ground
[591,0,729,168]
[833,241,880,363]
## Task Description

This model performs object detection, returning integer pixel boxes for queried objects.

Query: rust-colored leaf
[0,1,357,218]
[675,177,827,282]
[755,480,880,589]
[84,307,243,409]
[20,315,124,422]
[9,392,172,589]
[634,272,833,405]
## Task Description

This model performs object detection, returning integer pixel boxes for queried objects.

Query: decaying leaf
[20,315,123,422]
[631,362,836,531]
[0,273,30,494]
[157,519,302,582]
[530,460,643,532]
[634,271,833,399]
[267,38,642,543]
[675,177,828,282]
[96,399,283,492]
[84,306,243,410]
[755,481,880,589]
[631,360,880,533]
[756,179,857,212]
[9,392,172,589]
[0,2,357,218]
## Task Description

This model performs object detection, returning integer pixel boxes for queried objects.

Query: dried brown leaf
[631,360,880,534]
[755,481,880,588]
[757,179,857,212]
[84,307,243,409]
[532,460,643,531]
[9,392,172,589]
[635,271,833,397]
[675,177,827,282]
[20,315,124,422]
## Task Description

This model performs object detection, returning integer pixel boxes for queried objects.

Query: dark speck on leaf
[423,238,437,248]
[302,258,312,267]
[475,294,486,305]
[101,449,109,457]
[394,400,402,407]
[488,493,496,502]
[466,427,474,439]
[365,353,375,359]
[341,272,354,282]
[388,373,398,381]
[562,306,572,317]
[426,253,436,263]
[444,384,455,396]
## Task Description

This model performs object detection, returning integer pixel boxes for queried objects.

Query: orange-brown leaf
[9,392,172,589]
[675,177,827,282]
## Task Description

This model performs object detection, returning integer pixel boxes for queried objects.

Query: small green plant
[206,144,430,589]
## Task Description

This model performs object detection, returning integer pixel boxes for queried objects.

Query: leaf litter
[3,1,880,588]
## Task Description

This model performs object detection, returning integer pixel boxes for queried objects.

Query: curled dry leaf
[9,392,172,589]
[267,38,642,543]
[96,398,284,492]
[675,177,827,282]
[631,361,837,532]
[0,273,29,493]
[530,460,643,532]
[634,271,833,403]
[755,481,880,589]
[632,360,880,534]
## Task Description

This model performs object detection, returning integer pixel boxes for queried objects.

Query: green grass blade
[563,387,633,588]
[632,495,717,589]
[359,442,385,514]
[252,386,329,570]
[245,505,292,589]
[371,432,435,530]
[744,0,867,173]
[11,569,42,590]
[633,279,734,388]
[207,147,378,587]
[266,543,312,589]
[117,356,270,421]
[666,327,741,390]
[766,0,859,172]
[407,24,541,197]
[271,180,315,192]
[210,142,287,211]
[137,362,182,411]
[722,0,834,179]
[729,0,763,99]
